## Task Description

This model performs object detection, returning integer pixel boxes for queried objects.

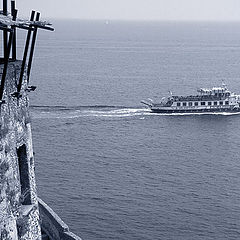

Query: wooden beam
[16,25,34,31]
[11,0,16,60]
[3,0,7,13]
[0,25,12,32]
[17,10,35,93]
[3,0,8,58]
[27,12,40,83]
[0,30,14,100]
[32,24,54,31]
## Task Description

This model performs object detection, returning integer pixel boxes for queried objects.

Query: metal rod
[17,10,35,93]
[11,0,16,60]
[3,0,8,58]
[32,24,54,31]
[0,30,13,100]
[27,12,40,83]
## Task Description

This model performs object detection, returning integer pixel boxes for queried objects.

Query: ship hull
[151,107,240,113]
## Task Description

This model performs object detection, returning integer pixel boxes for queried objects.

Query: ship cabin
[197,86,231,98]
[169,86,235,108]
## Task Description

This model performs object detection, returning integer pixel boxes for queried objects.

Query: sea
[25,20,240,239]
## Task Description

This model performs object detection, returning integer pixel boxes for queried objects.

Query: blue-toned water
[29,20,240,239]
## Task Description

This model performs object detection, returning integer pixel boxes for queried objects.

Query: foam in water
[30,106,149,119]
[30,106,240,119]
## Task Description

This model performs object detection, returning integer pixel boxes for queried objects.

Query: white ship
[141,84,240,113]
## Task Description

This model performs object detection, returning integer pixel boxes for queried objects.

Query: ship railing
[172,95,228,102]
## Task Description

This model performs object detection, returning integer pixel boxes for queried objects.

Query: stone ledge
[38,198,82,240]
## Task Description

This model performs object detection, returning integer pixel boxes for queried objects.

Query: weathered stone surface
[0,61,41,240]
[0,60,81,240]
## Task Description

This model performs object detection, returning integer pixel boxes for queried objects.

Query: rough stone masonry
[0,1,81,239]
[0,61,41,239]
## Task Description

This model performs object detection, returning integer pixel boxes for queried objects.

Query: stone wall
[0,61,41,240]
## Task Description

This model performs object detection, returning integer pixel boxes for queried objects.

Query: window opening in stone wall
[17,144,32,205]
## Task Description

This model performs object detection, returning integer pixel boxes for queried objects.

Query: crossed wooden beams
[0,5,54,102]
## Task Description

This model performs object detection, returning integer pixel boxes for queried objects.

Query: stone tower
[0,1,80,240]
[0,0,53,239]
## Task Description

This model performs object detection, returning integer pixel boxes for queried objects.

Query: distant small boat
[141,84,240,113]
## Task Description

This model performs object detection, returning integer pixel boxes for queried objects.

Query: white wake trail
[31,106,240,119]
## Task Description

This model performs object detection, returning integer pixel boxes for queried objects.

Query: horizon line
[38,17,240,23]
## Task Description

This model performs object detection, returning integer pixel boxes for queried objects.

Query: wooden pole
[3,0,8,59]
[11,0,16,60]
[0,30,13,100]
[17,10,35,93]
[0,7,17,100]
[27,12,40,83]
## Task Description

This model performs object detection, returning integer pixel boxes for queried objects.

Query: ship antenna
[222,80,227,89]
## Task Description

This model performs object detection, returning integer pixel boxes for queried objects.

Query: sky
[8,0,240,21]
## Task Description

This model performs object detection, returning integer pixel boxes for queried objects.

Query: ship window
[177,102,181,106]
[189,102,192,106]
[225,101,229,105]
[220,101,223,105]
[208,102,212,106]
[183,102,187,106]
[214,101,218,105]
[194,102,198,106]
[201,102,205,106]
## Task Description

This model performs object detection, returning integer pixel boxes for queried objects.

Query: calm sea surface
[27,20,240,239]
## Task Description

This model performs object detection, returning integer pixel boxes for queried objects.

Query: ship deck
[172,95,228,101]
